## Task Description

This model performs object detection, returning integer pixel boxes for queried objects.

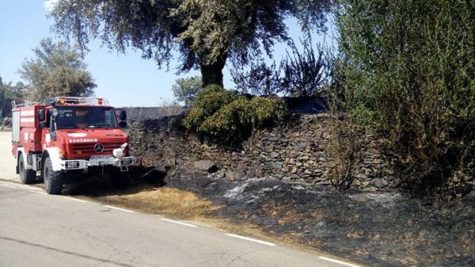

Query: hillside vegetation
[335,0,475,197]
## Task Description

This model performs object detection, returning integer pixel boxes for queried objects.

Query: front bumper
[59,156,137,171]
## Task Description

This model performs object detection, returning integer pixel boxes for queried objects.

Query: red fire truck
[11,96,136,194]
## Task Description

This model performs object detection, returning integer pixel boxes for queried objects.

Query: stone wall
[129,114,401,192]
[123,107,187,121]
[242,115,397,191]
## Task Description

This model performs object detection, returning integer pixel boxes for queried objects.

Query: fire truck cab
[11,97,136,194]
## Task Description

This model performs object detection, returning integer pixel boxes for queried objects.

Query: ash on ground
[164,167,475,267]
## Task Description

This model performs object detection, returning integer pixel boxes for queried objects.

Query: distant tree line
[0,77,25,117]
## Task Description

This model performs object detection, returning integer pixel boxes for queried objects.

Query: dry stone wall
[244,115,397,190]
[123,107,186,121]
[129,114,401,192]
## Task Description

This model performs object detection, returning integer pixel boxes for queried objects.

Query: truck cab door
[38,109,48,129]
[39,108,54,144]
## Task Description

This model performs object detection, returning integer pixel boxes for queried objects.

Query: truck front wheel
[19,154,36,184]
[43,157,64,195]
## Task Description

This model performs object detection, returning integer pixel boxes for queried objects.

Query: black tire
[110,170,130,189]
[19,154,36,184]
[43,157,64,195]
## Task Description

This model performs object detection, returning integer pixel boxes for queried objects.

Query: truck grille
[71,143,122,155]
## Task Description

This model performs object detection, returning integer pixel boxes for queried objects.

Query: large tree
[49,0,332,87]
[19,38,96,101]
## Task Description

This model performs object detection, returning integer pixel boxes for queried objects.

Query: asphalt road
[0,132,361,267]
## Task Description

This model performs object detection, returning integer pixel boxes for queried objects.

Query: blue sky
[0,1,335,107]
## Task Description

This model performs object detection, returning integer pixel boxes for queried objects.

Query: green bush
[199,97,252,139]
[183,85,287,144]
[198,96,287,144]
[250,97,287,128]
[182,84,238,131]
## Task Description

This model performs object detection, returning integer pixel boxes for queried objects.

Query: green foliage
[168,115,187,133]
[250,97,288,128]
[50,0,333,86]
[199,96,288,144]
[182,85,238,131]
[172,76,202,106]
[184,84,287,144]
[0,78,25,117]
[336,0,475,195]
[19,38,96,102]
[199,97,253,140]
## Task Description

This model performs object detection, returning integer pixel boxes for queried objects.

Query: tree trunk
[200,56,226,87]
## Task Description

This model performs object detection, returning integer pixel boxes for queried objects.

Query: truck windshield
[55,107,117,129]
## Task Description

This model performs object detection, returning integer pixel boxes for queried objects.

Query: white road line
[103,205,136,213]
[0,184,18,189]
[225,233,276,247]
[63,196,88,203]
[319,256,363,267]
[160,218,198,228]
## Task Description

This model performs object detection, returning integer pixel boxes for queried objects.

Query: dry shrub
[326,104,362,190]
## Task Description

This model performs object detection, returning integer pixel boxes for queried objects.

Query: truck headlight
[113,148,124,158]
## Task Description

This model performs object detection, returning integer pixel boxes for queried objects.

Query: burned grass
[66,169,475,267]
[163,169,475,267]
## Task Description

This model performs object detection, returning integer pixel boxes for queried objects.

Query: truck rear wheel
[43,157,64,195]
[19,154,36,184]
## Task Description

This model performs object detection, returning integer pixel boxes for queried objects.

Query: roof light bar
[45,97,109,106]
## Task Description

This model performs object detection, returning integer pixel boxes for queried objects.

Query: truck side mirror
[118,110,127,128]
[119,110,127,121]
[38,109,47,129]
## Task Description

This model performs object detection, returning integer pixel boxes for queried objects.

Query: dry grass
[89,187,219,220]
